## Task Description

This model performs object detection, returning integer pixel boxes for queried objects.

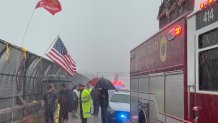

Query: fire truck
[130,0,218,123]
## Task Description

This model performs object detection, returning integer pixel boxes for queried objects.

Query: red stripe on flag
[47,51,74,75]
[47,52,73,75]
[48,51,68,69]
[66,54,76,67]
[65,55,76,68]
[68,54,76,65]
[64,55,76,70]
[67,53,76,64]
[51,49,75,72]
[46,54,73,76]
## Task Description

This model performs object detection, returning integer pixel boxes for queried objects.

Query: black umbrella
[95,77,116,90]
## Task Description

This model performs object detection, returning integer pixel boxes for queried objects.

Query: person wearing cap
[79,84,91,123]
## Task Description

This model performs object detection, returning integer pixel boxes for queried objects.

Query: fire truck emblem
[160,37,167,62]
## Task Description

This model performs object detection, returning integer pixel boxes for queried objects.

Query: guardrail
[0,101,41,122]
[0,101,40,115]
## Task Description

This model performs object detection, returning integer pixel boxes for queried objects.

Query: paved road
[69,115,101,123]
[18,113,101,123]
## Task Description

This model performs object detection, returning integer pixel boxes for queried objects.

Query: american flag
[46,37,76,76]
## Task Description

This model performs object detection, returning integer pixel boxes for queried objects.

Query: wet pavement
[69,116,101,123]
[18,113,101,123]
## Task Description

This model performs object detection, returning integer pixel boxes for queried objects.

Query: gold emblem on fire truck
[160,37,167,62]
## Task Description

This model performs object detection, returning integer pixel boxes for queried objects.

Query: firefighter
[79,84,91,123]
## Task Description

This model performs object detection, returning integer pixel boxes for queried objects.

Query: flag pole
[11,1,40,119]
[12,6,37,121]
[21,8,36,47]
[33,35,59,68]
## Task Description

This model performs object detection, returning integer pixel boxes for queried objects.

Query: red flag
[36,0,62,15]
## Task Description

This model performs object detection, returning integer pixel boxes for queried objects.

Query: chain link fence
[0,39,72,123]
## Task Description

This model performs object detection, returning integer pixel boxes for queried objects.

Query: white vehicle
[108,91,130,123]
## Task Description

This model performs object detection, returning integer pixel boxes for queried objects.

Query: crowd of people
[41,83,109,123]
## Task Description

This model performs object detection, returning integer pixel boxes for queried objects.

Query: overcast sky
[0,0,161,75]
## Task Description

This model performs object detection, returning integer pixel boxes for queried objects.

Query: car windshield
[110,94,130,104]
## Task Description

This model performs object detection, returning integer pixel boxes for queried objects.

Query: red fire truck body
[130,1,218,123]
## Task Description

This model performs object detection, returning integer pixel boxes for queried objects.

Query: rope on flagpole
[33,35,59,68]
[21,9,36,47]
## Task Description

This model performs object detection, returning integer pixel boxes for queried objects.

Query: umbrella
[95,77,116,90]
[87,77,101,86]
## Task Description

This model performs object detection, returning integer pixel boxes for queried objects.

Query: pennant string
[21,9,36,47]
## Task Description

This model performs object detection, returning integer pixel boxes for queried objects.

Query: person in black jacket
[90,88,99,116]
[98,88,109,123]
[42,84,57,123]
[71,85,79,118]
[58,84,70,123]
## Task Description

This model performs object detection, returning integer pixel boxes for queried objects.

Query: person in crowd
[42,84,57,123]
[86,84,92,93]
[71,85,79,118]
[98,88,109,123]
[58,84,70,123]
[86,84,93,114]
[51,83,57,93]
[90,88,99,116]
[79,84,91,123]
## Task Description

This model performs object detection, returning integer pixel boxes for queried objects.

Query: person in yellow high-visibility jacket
[79,84,91,123]
[86,84,93,114]
[55,103,60,123]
